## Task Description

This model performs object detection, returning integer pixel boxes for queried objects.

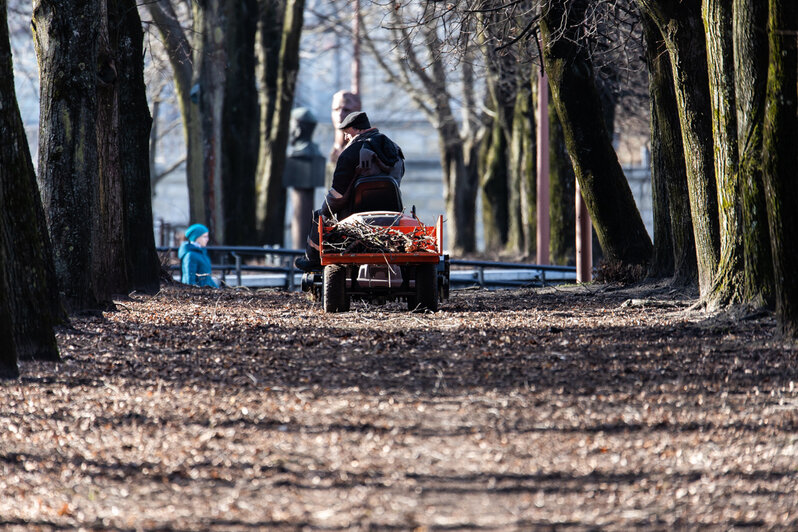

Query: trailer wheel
[323,265,350,312]
[414,263,438,312]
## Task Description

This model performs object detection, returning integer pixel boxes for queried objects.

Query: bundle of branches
[323,218,436,254]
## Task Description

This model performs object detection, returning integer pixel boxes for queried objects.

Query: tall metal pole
[575,181,593,282]
[536,71,550,265]
[351,0,361,95]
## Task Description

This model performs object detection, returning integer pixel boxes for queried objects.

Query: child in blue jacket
[178,224,218,288]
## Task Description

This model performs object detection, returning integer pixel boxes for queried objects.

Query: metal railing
[158,246,577,290]
[159,245,305,290]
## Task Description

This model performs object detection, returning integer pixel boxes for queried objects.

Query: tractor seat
[348,175,403,216]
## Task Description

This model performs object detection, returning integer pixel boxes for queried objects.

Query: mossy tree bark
[636,0,719,296]
[762,0,798,337]
[1,0,62,362]
[541,0,652,267]
[118,0,160,292]
[734,0,773,307]
[643,15,696,285]
[255,0,303,245]
[703,0,745,309]
[33,0,103,311]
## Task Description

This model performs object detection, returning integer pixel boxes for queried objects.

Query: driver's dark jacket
[321,128,400,217]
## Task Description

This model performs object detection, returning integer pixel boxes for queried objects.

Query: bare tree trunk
[221,0,258,244]
[541,0,652,267]
[95,0,129,299]
[762,0,798,337]
[146,0,205,226]
[194,0,226,239]
[33,0,103,311]
[117,0,160,292]
[734,0,773,307]
[703,0,744,308]
[479,14,515,254]
[644,16,673,280]
[549,100,575,266]
[1,0,62,362]
[637,0,720,295]
[507,76,535,257]
[643,14,697,286]
[256,0,303,245]
[480,110,509,253]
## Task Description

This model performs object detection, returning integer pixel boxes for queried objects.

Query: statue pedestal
[290,188,315,250]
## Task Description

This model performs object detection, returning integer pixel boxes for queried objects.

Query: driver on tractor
[295,111,405,272]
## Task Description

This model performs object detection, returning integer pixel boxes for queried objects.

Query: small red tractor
[300,176,449,313]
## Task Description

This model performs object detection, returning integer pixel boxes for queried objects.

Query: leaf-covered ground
[2,282,798,530]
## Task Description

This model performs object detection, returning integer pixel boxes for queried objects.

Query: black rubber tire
[323,265,349,312]
[414,263,438,312]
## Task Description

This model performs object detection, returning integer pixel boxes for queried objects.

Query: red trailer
[301,211,449,313]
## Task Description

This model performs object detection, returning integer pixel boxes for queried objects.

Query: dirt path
[2,283,797,530]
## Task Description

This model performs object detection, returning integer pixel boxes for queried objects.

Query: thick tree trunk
[1,0,62,362]
[703,0,744,308]
[95,0,129,299]
[637,0,720,296]
[734,0,773,307]
[643,14,697,286]
[146,0,205,226]
[256,0,303,245]
[221,0,258,245]
[118,0,160,292]
[541,0,652,267]
[33,0,102,311]
[762,0,798,337]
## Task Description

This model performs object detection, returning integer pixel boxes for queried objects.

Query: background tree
[360,2,481,253]
[1,0,61,363]
[643,14,696,285]
[507,75,536,257]
[541,0,652,267]
[548,106,575,265]
[221,0,259,244]
[256,0,305,245]
[145,0,205,225]
[636,0,719,295]
[118,0,161,291]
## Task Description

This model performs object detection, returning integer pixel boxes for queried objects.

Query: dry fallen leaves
[1,282,797,530]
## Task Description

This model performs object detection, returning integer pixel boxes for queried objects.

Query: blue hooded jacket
[178,242,218,288]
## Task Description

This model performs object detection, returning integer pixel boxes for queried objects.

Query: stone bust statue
[283,107,325,189]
